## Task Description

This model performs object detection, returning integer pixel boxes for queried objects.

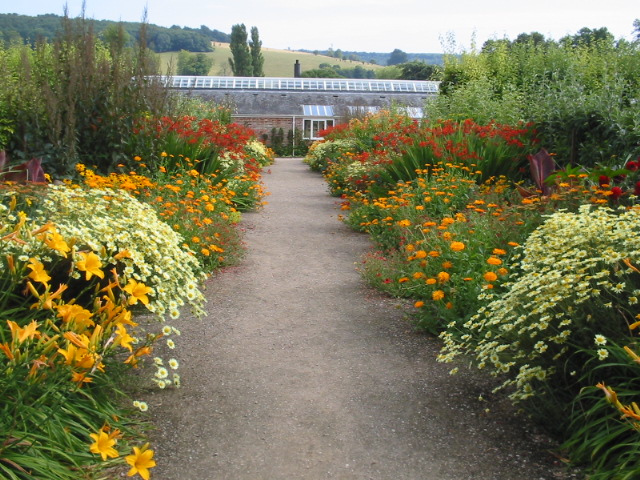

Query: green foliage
[0,13,225,52]
[228,24,253,76]
[303,138,358,172]
[387,48,408,66]
[176,50,214,75]
[398,61,442,80]
[0,15,177,177]
[562,342,640,479]
[430,33,640,169]
[249,26,264,77]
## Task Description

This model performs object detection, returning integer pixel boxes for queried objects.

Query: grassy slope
[158,43,383,77]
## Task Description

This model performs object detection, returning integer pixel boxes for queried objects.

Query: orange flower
[437,271,450,283]
[487,256,502,266]
[398,277,409,283]
[414,301,425,308]
[432,290,445,301]
[450,241,465,252]
[426,278,437,285]
[492,248,507,255]
[484,271,498,282]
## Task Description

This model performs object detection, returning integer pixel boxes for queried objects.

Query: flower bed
[0,115,273,478]
[306,110,640,478]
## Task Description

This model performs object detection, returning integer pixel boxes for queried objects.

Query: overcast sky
[2,0,638,53]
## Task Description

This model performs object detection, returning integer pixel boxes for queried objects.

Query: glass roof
[165,76,439,94]
[302,105,335,116]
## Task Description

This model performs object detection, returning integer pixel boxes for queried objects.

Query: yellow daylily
[75,252,105,280]
[125,443,156,480]
[123,279,153,305]
[89,430,119,461]
[27,258,51,285]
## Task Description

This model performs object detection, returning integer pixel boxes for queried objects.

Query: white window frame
[303,118,335,140]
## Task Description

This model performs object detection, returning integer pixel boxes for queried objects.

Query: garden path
[147,157,573,480]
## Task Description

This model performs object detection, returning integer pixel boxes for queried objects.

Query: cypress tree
[250,26,264,77]
[228,24,253,76]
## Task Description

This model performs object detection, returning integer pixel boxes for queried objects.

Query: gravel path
[147,157,574,480]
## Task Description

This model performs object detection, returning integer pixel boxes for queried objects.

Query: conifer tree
[229,24,253,76]
[250,26,264,77]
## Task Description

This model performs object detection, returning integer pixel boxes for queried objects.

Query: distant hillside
[299,49,444,66]
[1,13,442,72]
[159,44,384,78]
[0,13,229,52]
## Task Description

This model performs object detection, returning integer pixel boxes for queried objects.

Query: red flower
[610,186,624,200]
[625,160,639,172]
[634,181,640,196]
[599,175,610,187]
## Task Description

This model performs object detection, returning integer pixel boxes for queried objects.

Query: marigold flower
[414,301,425,308]
[432,290,445,301]
[437,271,450,283]
[487,256,502,266]
[426,278,437,285]
[398,277,409,283]
[483,272,498,282]
[492,248,507,255]
[450,241,465,252]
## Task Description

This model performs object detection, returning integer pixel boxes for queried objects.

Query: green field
[158,43,383,77]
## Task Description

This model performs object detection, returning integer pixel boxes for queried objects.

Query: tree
[101,24,131,53]
[398,61,441,80]
[387,48,408,66]
[228,23,253,76]
[513,31,547,47]
[177,50,214,75]
[563,27,615,48]
[634,19,640,41]
[250,26,264,77]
